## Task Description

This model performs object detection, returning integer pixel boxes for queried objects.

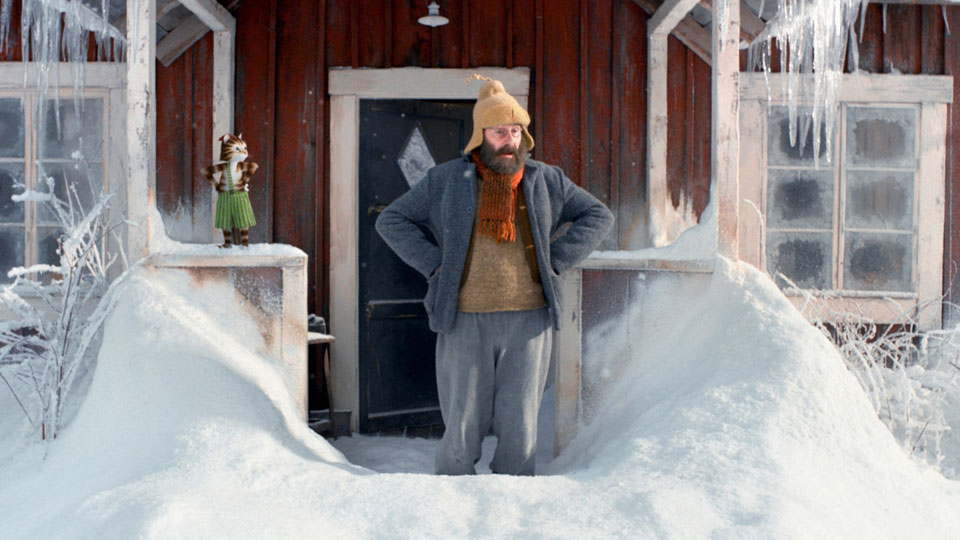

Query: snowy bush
[781,276,960,478]
[0,173,128,442]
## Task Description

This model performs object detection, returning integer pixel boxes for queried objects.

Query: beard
[479,137,528,175]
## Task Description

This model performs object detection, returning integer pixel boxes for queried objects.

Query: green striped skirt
[215,190,257,229]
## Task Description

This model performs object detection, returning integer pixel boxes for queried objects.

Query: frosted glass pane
[767,231,833,289]
[0,164,24,223]
[0,99,24,158]
[843,232,913,292]
[767,106,832,166]
[397,125,436,188]
[36,162,103,224]
[0,227,24,284]
[845,107,915,169]
[36,227,61,266]
[40,99,104,159]
[845,170,913,231]
[767,168,834,228]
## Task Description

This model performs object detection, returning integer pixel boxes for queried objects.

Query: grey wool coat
[376,155,614,334]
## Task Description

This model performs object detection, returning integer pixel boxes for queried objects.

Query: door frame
[328,67,531,431]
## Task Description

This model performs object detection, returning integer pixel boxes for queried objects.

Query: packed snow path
[1,259,958,539]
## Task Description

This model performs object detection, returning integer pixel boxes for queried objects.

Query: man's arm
[375,175,442,279]
[549,171,615,275]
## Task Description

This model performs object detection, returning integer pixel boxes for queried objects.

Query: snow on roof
[1,256,958,538]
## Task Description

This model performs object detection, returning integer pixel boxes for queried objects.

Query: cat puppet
[202,133,258,247]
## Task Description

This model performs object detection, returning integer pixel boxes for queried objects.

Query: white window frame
[738,73,952,330]
[0,63,125,309]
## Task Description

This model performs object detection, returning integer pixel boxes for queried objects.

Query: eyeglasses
[485,126,523,139]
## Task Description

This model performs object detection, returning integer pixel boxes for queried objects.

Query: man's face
[480,124,526,174]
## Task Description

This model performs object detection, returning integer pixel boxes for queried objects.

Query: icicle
[882,3,887,34]
[944,5,951,37]
[747,0,868,168]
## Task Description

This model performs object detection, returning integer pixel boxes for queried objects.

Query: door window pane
[36,226,61,266]
[0,227,24,283]
[35,162,103,223]
[767,106,833,166]
[40,98,104,160]
[0,164,24,223]
[843,232,913,292]
[845,170,914,231]
[767,168,834,229]
[845,107,916,169]
[767,231,833,289]
[0,98,24,158]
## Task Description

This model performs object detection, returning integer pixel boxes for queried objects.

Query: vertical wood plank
[647,33,669,245]
[714,0,740,259]
[943,6,960,324]
[275,0,319,308]
[326,0,351,66]
[920,5,944,75]
[610,0,622,246]
[328,94,360,430]
[212,26,234,242]
[587,0,613,215]
[511,0,535,68]
[126,0,156,260]
[690,53,712,217]
[235,0,276,243]
[392,0,431,66]
[357,0,385,68]
[316,0,328,321]
[858,4,884,73]
[534,0,543,160]
[738,99,764,268]
[667,36,687,209]
[541,0,581,182]
[469,0,507,68]
[579,0,588,192]
[917,102,946,330]
[618,1,647,249]
[436,0,463,67]
[883,5,921,74]
[156,47,192,231]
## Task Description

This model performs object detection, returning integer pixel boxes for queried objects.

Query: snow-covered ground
[1,256,959,539]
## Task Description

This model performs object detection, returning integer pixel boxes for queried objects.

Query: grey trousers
[434,308,553,476]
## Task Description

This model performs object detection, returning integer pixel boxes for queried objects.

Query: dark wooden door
[358,99,473,433]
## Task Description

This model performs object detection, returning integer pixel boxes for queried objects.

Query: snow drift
[1,258,958,539]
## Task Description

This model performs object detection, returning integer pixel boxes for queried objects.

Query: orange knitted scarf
[472,152,524,243]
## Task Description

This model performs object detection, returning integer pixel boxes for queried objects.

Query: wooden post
[713,0,740,259]
[125,0,156,260]
[211,27,236,240]
[647,0,701,247]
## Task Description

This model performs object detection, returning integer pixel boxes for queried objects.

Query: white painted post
[554,268,582,455]
[713,0,740,260]
[647,34,669,247]
[125,0,157,261]
[647,0,702,247]
[210,26,236,241]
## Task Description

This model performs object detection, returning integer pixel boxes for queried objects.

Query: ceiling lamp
[418,1,449,27]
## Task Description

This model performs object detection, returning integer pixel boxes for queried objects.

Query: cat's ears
[218,133,244,142]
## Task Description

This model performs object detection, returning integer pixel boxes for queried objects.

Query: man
[376,76,613,476]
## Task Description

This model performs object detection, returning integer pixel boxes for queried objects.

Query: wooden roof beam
[177,0,234,32]
[632,0,712,65]
[649,0,702,36]
[699,0,766,43]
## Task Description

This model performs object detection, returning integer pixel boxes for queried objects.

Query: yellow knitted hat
[463,75,535,155]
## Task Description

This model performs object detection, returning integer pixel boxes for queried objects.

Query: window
[0,94,109,283]
[739,74,951,330]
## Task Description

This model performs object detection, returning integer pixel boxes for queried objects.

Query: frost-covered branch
[0,169,129,442]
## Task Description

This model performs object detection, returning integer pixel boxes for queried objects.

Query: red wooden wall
[156,0,716,320]
[149,1,960,324]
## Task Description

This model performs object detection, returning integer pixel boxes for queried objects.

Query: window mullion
[835,103,846,292]
[23,92,35,270]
